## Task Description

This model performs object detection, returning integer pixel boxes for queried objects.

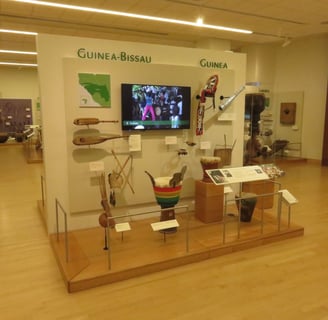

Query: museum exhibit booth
[36,34,303,292]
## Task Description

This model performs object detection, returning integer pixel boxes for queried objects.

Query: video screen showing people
[121,83,191,130]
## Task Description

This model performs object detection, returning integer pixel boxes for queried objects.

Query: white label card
[151,219,179,231]
[89,161,105,172]
[115,222,131,232]
[129,134,141,151]
[200,141,211,150]
[165,136,177,145]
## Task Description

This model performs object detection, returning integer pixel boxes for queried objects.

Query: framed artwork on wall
[0,98,32,133]
[280,102,296,125]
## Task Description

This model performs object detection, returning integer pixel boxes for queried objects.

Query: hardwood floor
[1,145,328,319]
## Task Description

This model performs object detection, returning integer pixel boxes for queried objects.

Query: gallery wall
[2,33,326,233]
[241,34,328,160]
[64,58,236,214]
[2,36,326,163]
[274,35,328,160]
[0,67,40,125]
[36,34,246,233]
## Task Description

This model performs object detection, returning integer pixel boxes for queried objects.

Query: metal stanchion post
[277,192,283,231]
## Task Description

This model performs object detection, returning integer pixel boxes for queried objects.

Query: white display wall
[37,34,246,232]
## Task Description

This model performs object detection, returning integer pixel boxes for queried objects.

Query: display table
[206,165,271,243]
[242,179,275,209]
[195,180,224,223]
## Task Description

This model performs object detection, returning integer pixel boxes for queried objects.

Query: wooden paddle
[73,135,123,145]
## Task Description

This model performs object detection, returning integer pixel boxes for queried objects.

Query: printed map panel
[78,73,111,107]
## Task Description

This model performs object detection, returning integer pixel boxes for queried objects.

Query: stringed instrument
[98,172,115,229]
[73,118,119,125]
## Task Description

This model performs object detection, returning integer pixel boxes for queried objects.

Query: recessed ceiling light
[196,18,203,25]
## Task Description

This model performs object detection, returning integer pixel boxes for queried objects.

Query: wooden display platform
[49,207,304,293]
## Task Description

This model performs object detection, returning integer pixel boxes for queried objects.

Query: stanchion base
[159,227,177,234]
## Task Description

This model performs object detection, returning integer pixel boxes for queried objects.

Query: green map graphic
[79,73,111,107]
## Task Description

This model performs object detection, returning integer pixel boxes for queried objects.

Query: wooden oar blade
[73,135,123,145]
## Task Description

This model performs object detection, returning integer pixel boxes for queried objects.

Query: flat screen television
[121,83,191,131]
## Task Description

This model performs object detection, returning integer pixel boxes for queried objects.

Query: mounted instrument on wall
[108,171,123,207]
[73,117,119,125]
[219,85,246,111]
[195,74,219,136]
[98,172,115,250]
[72,135,124,145]
[111,150,135,194]
[108,153,134,206]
